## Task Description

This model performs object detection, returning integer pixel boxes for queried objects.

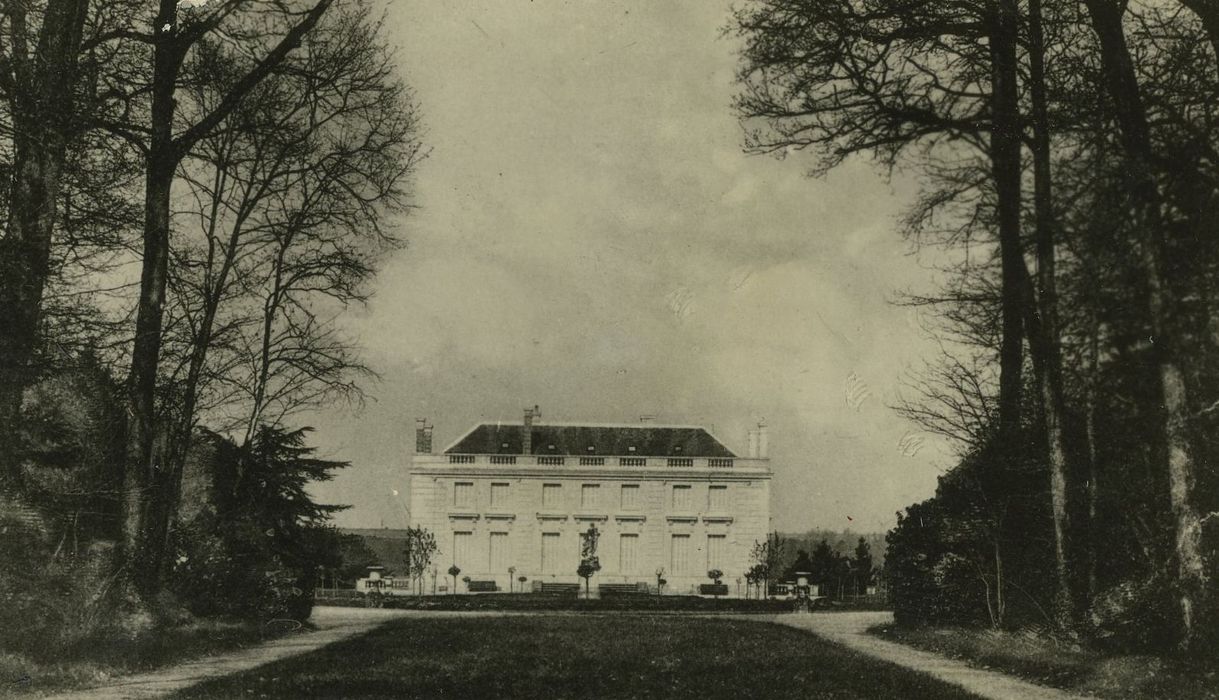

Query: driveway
[762,611,1096,700]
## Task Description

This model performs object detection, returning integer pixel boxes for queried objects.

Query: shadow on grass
[1,619,306,697]
[173,615,981,699]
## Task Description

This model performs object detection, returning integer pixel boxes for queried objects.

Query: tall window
[671,534,691,573]
[490,483,509,509]
[452,531,472,568]
[581,483,599,509]
[489,532,509,571]
[453,482,473,508]
[707,534,726,571]
[708,485,728,511]
[541,532,562,574]
[543,483,563,509]
[619,534,639,573]
[620,484,640,510]
[672,484,692,510]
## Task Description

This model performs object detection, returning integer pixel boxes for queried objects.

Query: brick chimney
[415,418,433,454]
[523,405,540,454]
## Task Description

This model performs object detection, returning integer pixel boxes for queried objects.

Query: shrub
[1087,577,1177,651]
[0,511,126,659]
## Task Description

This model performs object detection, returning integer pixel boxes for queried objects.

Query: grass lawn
[173,615,982,699]
[1,619,303,698]
[871,624,1219,700]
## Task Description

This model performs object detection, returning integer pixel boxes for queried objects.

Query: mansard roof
[445,423,736,458]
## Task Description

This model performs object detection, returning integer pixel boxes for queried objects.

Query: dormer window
[501,442,510,449]
[586,445,595,453]
[628,446,636,453]
[674,446,683,453]
[548,444,556,451]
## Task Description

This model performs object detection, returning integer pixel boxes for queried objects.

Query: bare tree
[81,0,342,599]
[154,6,420,569]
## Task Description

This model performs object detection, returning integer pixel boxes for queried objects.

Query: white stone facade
[406,421,772,595]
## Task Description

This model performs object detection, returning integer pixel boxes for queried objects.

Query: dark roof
[446,424,736,458]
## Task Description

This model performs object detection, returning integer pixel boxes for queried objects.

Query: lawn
[871,624,1219,700]
[173,614,982,699]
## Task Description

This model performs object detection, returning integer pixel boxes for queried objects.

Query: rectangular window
[672,484,692,510]
[620,484,640,510]
[707,534,726,571]
[581,483,599,509]
[619,534,639,573]
[452,531,472,569]
[542,483,563,509]
[489,532,509,571]
[541,532,562,574]
[671,534,691,573]
[453,482,473,508]
[490,482,509,509]
[708,485,728,511]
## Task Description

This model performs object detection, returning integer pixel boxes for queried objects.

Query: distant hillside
[341,528,411,574]
[343,527,412,540]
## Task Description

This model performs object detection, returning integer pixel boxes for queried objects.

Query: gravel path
[763,611,1096,700]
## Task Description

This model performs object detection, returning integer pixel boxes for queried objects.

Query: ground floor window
[671,534,691,573]
[489,531,509,572]
[452,531,473,569]
[619,533,639,573]
[541,532,562,574]
[707,534,725,571]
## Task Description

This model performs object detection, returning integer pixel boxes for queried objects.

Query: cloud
[305,0,952,534]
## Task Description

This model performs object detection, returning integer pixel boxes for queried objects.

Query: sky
[305,0,956,534]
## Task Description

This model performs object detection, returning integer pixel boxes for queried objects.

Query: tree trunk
[1084,288,1101,599]
[121,0,186,597]
[1026,0,1080,633]
[0,0,91,484]
[1082,0,1212,655]
[988,0,1026,449]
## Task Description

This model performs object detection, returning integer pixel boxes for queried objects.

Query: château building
[405,408,772,595]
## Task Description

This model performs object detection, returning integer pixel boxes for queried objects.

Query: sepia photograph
[0,0,1217,698]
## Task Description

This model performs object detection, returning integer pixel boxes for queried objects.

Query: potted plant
[448,565,461,594]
